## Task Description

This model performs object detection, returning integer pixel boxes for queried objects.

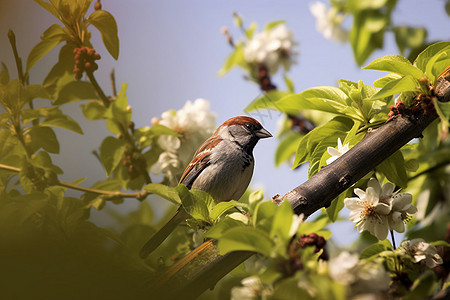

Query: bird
[139,116,272,258]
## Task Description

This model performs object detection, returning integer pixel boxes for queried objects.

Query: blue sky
[1,0,449,245]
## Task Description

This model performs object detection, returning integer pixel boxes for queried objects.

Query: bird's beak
[255,128,272,139]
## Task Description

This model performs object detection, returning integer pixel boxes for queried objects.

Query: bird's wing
[179,136,222,188]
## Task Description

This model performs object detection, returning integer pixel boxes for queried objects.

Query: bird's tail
[139,207,189,258]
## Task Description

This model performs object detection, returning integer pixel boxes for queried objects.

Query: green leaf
[347,0,389,10]
[371,75,418,99]
[284,75,295,93]
[264,20,285,31]
[31,151,62,174]
[25,84,51,101]
[244,90,291,112]
[54,81,98,105]
[27,126,59,154]
[376,150,408,188]
[360,241,389,259]
[81,100,107,120]
[143,183,181,204]
[217,226,274,256]
[406,271,437,300]
[40,113,83,134]
[26,24,66,72]
[176,184,212,222]
[148,124,179,136]
[364,54,424,79]
[43,44,75,90]
[373,73,402,88]
[19,158,45,193]
[87,10,119,59]
[424,46,450,82]
[253,201,278,230]
[274,87,356,117]
[294,117,353,169]
[415,42,450,73]
[326,190,350,222]
[0,62,9,85]
[297,215,329,235]
[432,99,450,127]
[275,131,302,167]
[86,197,106,210]
[204,216,246,240]
[218,43,245,76]
[99,136,126,176]
[210,200,243,221]
[430,240,450,247]
[350,10,386,66]
[248,189,264,209]
[0,129,24,165]
[33,0,61,20]
[105,83,131,134]
[308,131,348,178]
[393,26,427,56]
[270,200,294,241]
[245,22,257,39]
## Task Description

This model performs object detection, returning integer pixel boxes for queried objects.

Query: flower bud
[94,0,102,10]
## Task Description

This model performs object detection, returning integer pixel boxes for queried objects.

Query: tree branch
[150,240,253,300]
[0,163,148,200]
[276,111,437,217]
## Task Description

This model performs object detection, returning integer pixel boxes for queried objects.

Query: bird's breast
[191,144,254,203]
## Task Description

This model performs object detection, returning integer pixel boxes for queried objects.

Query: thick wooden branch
[279,111,437,217]
[150,76,450,300]
[150,240,252,300]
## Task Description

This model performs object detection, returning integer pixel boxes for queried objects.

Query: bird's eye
[245,123,253,130]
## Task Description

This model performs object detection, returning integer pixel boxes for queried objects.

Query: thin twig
[390,230,396,249]
[110,68,117,97]
[408,159,450,182]
[86,70,110,107]
[7,30,25,84]
[0,163,148,200]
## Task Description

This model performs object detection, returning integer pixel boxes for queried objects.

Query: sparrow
[140,116,272,258]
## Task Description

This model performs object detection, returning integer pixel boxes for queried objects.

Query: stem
[408,159,450,182]
[356,120,385,134]
[110,68,117,97]
[7,29,25,84]
[390,230,396,249]
[86,70,110,107]
[142,170,152,184]
[0,163,149,200]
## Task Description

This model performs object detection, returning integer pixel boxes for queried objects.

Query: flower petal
[375,203,391,215]
[381,182,395,199]
[367,178,381,196]
[392,193,413,211]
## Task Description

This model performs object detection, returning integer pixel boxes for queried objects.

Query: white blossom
[231,276,273,300]
[289,214,304,236]
[310,1,348,43]
[244,24,297,75]
[151,99,216,184]
[329,251,359,284]
[387,193,417,233]
[329,251,390,298]
[400,238,443,268]
[345,178,417,240]
[326,138,349,164]
[344,179,392,240]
